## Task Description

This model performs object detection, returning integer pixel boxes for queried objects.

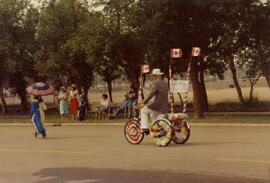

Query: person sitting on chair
[127,85,138,118]
[110,94,130,119]
[97,94,111,118]
[137,68,169,134]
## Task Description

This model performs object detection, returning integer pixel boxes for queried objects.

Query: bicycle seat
[168,113,188,120]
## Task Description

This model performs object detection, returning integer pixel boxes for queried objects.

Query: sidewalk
[204,111,270,115]
[0,122,270,127]
[1,111,270,118]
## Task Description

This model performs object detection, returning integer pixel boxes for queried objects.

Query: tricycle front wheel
[124,119,144,144]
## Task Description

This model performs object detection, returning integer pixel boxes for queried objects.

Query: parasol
[26,82,54,96]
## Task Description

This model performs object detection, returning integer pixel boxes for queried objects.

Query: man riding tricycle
[124,68,190,147]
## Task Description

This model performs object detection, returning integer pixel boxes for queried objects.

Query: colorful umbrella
[26,82,54,96]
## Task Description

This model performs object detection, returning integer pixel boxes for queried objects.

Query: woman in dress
[57,86,69,121]
[69,84,79,120]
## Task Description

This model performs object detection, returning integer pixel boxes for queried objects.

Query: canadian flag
[141,64,150,74]
[192,47,201,56]
[170,48,182,58]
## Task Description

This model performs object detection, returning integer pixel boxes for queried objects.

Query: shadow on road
[32,167,266,183]
[45,136,106,140]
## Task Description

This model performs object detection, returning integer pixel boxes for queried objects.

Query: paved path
[0,125,269,183]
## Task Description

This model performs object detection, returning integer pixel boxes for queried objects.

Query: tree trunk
[190,58,204,118]
[0,86,7,116]
[82,86,90,111]
[19,92,28,114]
[107,79,113,102]
[127,69,140,98]
[249,83,254,104]
[199,60,209,110]
[229,57,246,109]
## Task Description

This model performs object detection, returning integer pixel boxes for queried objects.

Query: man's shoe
[141,129,150,135]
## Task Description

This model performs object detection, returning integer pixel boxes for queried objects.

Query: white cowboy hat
[150,68,164,75]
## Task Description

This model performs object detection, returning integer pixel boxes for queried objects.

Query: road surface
[0,124,269,183]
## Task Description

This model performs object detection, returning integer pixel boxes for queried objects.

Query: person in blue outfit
[79,93,87,121]
[127,85,138,118]
[110,85,138,119]
[110,94,131,119]
[30,95,46,138]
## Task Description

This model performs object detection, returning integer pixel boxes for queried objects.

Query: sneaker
[42,132,46,138]
[141,129,150,135]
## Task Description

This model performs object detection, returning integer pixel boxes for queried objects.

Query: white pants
[140,106,160,129]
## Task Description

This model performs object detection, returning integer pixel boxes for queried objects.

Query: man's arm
[142,84,158,105]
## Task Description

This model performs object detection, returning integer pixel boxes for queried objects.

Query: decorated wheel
[124,119,144,144]
[172,120,190,144]
[150,118,172,147]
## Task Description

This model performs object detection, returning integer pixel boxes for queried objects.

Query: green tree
[247,1,270,87]
[93,0,146,93]
[0,0,39,114]
[84,10,123,102]
[208,0,269,109]
[35,0,94,102]
[131,0,217,117]
[236,47,263,104]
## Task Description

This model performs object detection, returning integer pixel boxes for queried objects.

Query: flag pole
[169,50,174,114]
[139,65,145,101]
[182,49,193,114]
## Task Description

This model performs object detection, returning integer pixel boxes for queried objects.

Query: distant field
[84,78,270,106]
[88,87,270,107]
[4,79,270,108]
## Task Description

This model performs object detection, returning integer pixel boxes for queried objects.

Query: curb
[0,123,270,127]
[0,112,269,118]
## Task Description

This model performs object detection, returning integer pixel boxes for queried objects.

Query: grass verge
[0,115,270,124]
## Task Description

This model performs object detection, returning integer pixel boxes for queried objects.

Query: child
[30,95,46,138]
[79,94,87,121]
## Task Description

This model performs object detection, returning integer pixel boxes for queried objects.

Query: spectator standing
[79,93,87,121]
[69,84,79,120]
[57,86,69,121]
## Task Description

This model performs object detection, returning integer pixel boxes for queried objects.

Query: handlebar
[134,103,145,109]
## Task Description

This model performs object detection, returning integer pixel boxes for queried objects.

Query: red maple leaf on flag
[192,47,201,56]
[170,48,182,58]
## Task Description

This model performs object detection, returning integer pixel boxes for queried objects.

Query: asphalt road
[0,124,269,183]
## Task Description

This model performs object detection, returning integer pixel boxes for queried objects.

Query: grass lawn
[190,115,270,124]
[0,115,270,124]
